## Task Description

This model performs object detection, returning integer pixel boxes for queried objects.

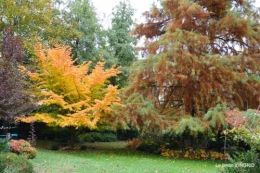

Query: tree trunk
[68,126,76,148]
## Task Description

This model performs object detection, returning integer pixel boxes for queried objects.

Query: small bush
[76,132,117,142]
[0,153,33,173]
[80,145,87,150]
[136,132,163,154]
[55,128,70,142]
[0,138,10,153]
[22,147,37,159]
[117,129,138,140]
[100,133,117,142]
[137,142,161,154]
[51,144,59,150]
[160,147,228,160]
[77,133,95,143]
[8,139,37,159]
[90,132,103,141]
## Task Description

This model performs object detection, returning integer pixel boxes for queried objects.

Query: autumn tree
[0,0,79,59]
[0,27,36,123]
[20,45,124,147]
[107,0,138,87]
[122,0,260,136]
[0,0,52,51]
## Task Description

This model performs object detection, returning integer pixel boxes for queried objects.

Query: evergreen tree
[66,0,106,65]
[122,0,260,135]
[107,0,138,87]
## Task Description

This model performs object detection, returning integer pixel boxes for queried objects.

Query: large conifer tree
[66,0,105,65]
[107,0,137,88]
[122,0,260,135]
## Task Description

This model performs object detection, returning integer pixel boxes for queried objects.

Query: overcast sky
[92,0,260,29]
[92,0,159,28]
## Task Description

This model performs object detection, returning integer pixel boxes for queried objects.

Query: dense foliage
[0,138,10,153]
[20,45,124,147]
[107,0,138,87]
[160,147,227,160]
[76,132,118,142]
[0,27,36,122]
[222,150,260,173]
[8,139,37,159]
[122,0,260,136]
[0,0,78,56]
[65,0,105,64]
[0,153,33,173]
[225,108,260,150]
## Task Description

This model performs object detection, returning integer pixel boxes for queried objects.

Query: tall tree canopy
[107,0,138,87]
[0,0,79,59]
[65,0,106,64]
[0,0,52,51]
[123,0,260,135]
[0,27,35,122]
[20,45,124,147]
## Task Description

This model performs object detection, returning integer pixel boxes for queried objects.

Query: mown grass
[31,140,223,173]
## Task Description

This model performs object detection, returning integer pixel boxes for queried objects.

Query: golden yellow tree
[20,45,124,147]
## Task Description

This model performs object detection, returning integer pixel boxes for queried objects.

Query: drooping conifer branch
[123,0,260,136]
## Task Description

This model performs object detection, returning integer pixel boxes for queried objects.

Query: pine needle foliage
[123,0,260,136]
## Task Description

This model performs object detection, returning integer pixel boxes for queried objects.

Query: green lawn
[31,141,223,173]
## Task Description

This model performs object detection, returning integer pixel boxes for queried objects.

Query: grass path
[31,141,223,173]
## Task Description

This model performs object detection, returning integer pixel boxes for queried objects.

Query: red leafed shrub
[126,139,142,149]
[225,109,247,127]
[8,139,37,159]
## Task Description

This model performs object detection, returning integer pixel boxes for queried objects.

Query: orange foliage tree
[20,45,124,147]
[122,0,260,136]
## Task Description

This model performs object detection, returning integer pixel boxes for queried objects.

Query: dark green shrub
[55,127,70,142]
[8,139,37,159]
[0,153,33,173]
[90,132,103,141]
[137,142,161,155]
[136,132,163,154]
[77,133,95,143]
[51,144,59,150]
[0,138,10,153]
[76,132,117,142]
[80,145,87,150]
[222,149,260,173]
[100,133,117,142]
[117,129,138,140]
